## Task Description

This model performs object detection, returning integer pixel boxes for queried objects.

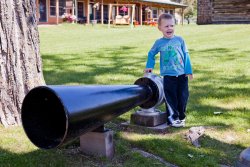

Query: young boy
[144,13,193,127]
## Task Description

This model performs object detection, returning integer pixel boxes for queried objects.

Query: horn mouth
[21,86,68,149]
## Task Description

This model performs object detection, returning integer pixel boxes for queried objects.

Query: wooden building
[197,0,250,24]
[36,0,186,25]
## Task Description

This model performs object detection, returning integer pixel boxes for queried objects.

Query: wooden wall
[197,0,250,24]
[197,0,212,24]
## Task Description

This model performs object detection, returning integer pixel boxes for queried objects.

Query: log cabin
[197,0,250,24]
[36,0,187,25]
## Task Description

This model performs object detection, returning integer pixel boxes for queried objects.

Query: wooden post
[101,0,104,24]
[86,0,90,24]
[116,2,119,15]
[108,4,112,28]
[181,8,184,25]
[150,7,152,20]
[72,0,75,16]
[56,0,59,24]
[140,3,142,26]
[75,0,78,23]
[131,4,135,28]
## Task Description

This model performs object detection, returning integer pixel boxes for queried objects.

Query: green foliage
[174,0,197,23]
[1,24,250,166]
[182,0,197,23]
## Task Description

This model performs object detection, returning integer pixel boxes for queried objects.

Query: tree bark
[0,0,45,127]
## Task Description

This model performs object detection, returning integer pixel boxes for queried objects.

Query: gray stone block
[131,109,167,127]
[80,129,114,159]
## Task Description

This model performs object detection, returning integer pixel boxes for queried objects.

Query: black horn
[21,75,162,149]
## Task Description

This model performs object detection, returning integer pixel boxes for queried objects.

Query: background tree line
[173,0,197,24]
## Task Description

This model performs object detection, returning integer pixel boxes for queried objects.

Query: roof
[140,0,187,7]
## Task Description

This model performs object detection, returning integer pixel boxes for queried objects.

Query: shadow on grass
[190,68,250,106]
[0,137,172,167]
[187,48,250,127]
[42,46,146,85]
[0,147,77,167]
[119,133,245,167]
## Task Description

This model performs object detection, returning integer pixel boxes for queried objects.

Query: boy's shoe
[171,120,184,128]
[179,119,185,127]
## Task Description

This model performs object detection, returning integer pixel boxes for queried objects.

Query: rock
[186,126,205,147]
[132,148,179,167]
[214,112,223,115]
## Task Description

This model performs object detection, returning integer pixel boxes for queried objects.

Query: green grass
[1,23,250,166]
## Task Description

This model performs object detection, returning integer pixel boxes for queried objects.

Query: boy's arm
[181,38,193,80]
[184,52,193,74]
[145,41,159,73]
[184,52,193,80]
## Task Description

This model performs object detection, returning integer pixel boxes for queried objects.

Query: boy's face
[158,18,175,38]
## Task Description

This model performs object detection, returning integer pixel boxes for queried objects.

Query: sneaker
[171,120,184,128]
[179,119,185,127]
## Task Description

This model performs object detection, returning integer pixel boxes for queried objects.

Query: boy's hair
[158,13,174,25]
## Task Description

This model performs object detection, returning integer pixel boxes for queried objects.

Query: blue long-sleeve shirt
[146,36,193,76]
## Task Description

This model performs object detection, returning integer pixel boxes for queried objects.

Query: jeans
[163,74,189,123]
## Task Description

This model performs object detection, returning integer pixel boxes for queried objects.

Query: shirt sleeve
[146,41,159,69]
[181,38,193,74]
[184,52,193,74]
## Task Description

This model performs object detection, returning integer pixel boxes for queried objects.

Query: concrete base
[131,109,167,127]
[80,129,114,159]
[121,121,169,133]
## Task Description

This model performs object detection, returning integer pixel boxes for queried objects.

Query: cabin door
[39,0,47,22]
[77,2,84,18]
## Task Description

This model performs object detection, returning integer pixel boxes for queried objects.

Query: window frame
[50,0,66,17]
[152,7,158,19]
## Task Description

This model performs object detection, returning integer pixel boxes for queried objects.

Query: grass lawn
[1,23,250,167]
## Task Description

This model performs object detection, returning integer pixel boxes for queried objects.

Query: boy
[144,13,193,127]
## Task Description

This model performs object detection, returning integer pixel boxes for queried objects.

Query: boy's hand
[186,74,193,80]
[144,68,153,73]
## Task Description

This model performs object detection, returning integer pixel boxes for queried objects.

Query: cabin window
[50,0,56,16]
[152,8,158,18]
[77,2,85,18]
[59,0,66,16]
[96,7,101,20]
[50,0,66,16]
[103,5,109,20]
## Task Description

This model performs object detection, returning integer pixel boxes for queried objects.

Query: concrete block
[121,121,169,133]
[80,129,114,159]
[131,109,167,127]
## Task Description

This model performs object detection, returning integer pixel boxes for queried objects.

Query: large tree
[0,0,45,127]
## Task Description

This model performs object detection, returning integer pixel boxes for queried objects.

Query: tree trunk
[0,0,45,127]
